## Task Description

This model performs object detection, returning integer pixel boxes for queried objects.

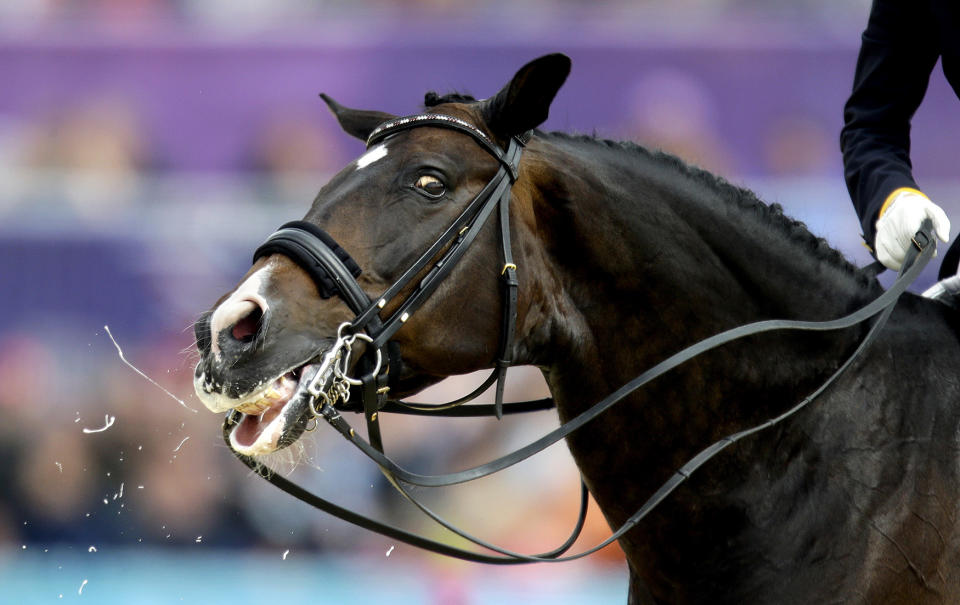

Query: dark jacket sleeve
[840,0,940,247]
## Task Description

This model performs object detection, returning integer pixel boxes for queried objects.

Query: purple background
[3,6,960,602]
[5,36,960,338]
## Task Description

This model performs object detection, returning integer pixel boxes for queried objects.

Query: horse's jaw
[194,361,319,456]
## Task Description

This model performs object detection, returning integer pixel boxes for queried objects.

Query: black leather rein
[225,111,938,564]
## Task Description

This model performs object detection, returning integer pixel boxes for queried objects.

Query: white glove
[874,189,950,271]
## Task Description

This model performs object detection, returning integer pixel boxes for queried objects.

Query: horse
[191,53,960,603]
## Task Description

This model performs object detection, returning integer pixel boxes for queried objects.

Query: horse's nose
[207,296,268,360]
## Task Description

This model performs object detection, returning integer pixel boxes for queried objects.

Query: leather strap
[495,177,519,419]
[373,397,555,417]
[360,362,384,452]
[254,221,370,314]
[356,138,523,350]
[226,421,590,564]
[378,160,522,416]
[367,114,521,179]
[940,233,960,280]
[229,220,934,563]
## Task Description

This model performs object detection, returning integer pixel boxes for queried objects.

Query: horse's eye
[414,175,446,199]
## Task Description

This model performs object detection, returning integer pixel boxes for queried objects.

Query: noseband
[226,111,938,564]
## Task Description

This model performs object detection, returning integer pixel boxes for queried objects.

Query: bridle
[251,113,528,421]
[225,110,938,564]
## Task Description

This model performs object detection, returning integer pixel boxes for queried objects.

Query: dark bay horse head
[193,54,572,456]
[194,53,960,603]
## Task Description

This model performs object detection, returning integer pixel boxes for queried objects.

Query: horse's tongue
[233,404,285,449]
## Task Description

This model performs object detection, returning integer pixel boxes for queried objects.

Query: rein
[226,112,937,563]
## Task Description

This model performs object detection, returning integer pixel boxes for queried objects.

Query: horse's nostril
[194,311,213,354]
[209,295,268,358]
[231,306,263,344]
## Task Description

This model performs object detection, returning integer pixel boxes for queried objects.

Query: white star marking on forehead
[355,144,388,170]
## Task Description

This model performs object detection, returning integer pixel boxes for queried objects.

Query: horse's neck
[518,137,878,550]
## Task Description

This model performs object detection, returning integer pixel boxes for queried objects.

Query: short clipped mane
[544,131,874,288]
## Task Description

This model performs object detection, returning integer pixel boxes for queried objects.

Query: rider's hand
[874,188,950,271]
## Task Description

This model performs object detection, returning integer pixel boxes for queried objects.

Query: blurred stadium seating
[3,1,960,601]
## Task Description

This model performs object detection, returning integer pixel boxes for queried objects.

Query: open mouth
[219,362,319,456]
[196,331,366,456]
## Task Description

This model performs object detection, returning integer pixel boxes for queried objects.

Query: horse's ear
[320,93,396,142]
[480,53,571,141]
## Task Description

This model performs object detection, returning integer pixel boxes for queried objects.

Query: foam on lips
[194,366,293,414]
[226,361,326,456]
[195,323,354,456]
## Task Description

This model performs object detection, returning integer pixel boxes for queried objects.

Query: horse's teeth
[231,370,301,415]
[235,399,269,414]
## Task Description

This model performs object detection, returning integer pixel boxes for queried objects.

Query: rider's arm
[840,0,940,250]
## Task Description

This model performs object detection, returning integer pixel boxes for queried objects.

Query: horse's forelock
[423,91,478,108]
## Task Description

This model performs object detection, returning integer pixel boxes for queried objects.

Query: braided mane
[545,131,872,286]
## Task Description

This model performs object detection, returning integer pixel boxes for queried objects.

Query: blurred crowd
[0,0,872,26]
[0,0,913,585]
[0,325,622,568]
[0,64,842,220]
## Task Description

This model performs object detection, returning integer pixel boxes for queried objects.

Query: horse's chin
[195,362,318,456]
